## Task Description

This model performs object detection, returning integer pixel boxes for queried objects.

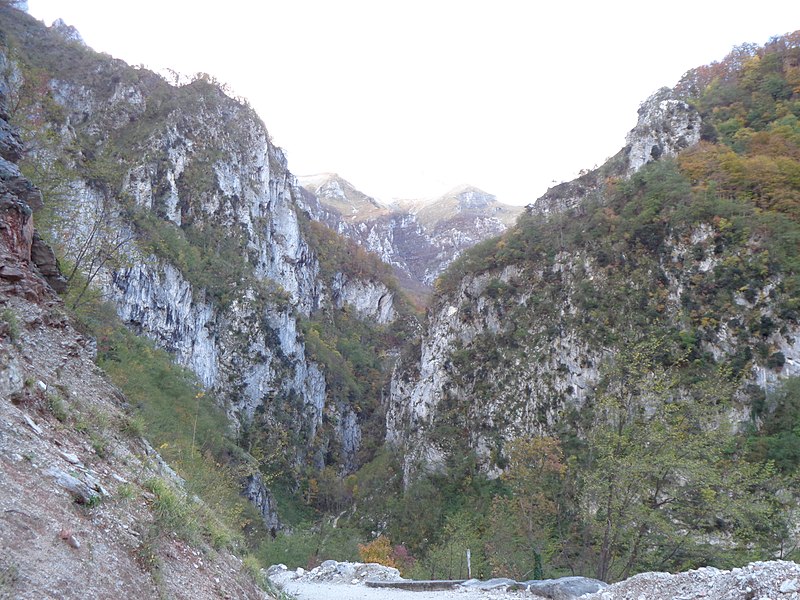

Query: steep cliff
[299,173,523,298]
[387,36,800,479]
[0,6,411,487]
[1,65,271,599]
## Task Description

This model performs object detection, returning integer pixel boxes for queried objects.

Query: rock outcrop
[243,473,281,536]
[625,87,702,175]
[530,87,701,216]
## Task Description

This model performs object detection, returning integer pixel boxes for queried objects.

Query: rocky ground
[267,561,603,600]
[583,560,800,600]
[269,562,529,600]
[0,289,270,599]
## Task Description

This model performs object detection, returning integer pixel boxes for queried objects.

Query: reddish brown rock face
[0,195,33,262]
[0,80,65,296]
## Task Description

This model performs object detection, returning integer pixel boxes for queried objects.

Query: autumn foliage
[357,536,415,574]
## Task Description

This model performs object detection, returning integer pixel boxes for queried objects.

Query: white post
[466,548,471,579]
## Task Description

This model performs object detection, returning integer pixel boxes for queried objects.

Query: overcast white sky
[24,1,799,205]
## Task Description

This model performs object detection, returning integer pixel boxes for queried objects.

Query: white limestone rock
[626,87,702,175]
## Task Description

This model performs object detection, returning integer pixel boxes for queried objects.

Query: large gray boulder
[525,576,608,599]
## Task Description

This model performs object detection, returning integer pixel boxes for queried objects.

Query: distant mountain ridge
[297,173,524,297]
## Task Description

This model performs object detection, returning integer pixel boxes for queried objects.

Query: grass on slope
[69,291,267,550]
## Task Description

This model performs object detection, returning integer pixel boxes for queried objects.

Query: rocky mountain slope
[385,38,800,476]
[0,4,417,491]
[385,82,707,476]
[381,32,800,579]
[1,65,269,599]
[298,173,523,298]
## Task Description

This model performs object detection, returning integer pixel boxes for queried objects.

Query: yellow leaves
[358,536,398,568]
[678,136,800,217]
[699,315,719,329]
[700,487,717,503]
[304,477,318,505]
[741,54,763,89]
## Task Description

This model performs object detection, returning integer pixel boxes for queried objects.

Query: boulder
[45,466,97,504]
[30,231,67,293]
[524,576,608,599]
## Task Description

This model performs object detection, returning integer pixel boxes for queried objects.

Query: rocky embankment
[584,560,800,600]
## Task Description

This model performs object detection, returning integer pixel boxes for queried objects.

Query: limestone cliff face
[0,58,268,598]
[387,257,605,481]
[625,87,702,175]
[330,272,396,324]
[0,9,397,473]
[385,83,797,481]
[299,175,523,294]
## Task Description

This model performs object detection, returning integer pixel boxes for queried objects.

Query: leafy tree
[412,510,489,580]
[581,338,786,581]
[486,437,567,579]
[749,376,800,473]
[358,536,398,568]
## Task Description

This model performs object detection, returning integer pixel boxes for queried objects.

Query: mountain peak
[393,185,522,230]
[297,173,387,220]
[441,184,497,210]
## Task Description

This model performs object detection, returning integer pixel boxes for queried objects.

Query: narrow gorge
[3,3,800,598]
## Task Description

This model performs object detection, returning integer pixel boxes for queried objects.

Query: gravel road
[281,580,530,600]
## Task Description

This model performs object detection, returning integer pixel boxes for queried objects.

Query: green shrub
[144,477,198,542]
[0,308,20,342]
[242,555,268,590]
[256,521,362,570]
[120,413,145,438]
[46,393,68,422]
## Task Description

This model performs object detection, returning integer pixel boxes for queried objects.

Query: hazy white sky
[24,1,799,205]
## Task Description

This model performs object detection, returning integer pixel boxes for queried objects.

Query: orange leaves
[358,536,399,569]
[502,436,566,495]
[678,142,734,186]
[678,140,800,217]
